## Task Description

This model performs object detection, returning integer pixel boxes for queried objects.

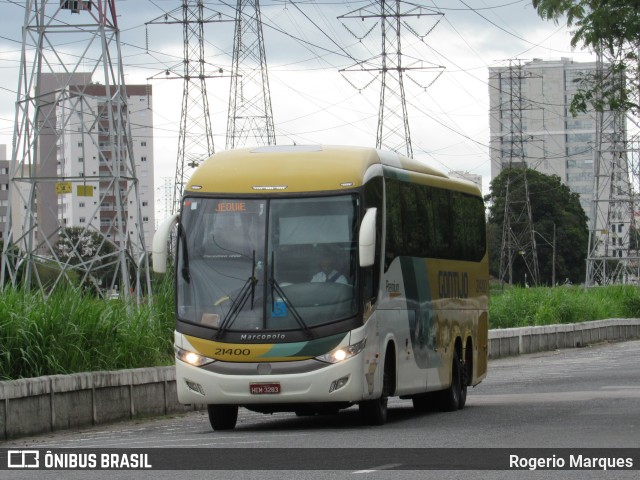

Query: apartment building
[488,58,605,215]
[489,57,632,259]
[56,83,155,251]
[5,73,156,259]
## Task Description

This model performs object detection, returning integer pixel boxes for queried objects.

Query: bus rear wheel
[208,404,238,431]
[439,353,463,412]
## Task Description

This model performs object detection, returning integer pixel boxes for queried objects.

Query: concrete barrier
[1,318,639,441]
[487,318,640,358]
[0,366,204,441]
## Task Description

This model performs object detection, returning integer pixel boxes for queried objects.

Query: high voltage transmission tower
[147,1,231,214]
[0,0,151,300]
[226,0,275,149]
[491,60,540,287]
[585,49,637,286]
[339,1,444,158]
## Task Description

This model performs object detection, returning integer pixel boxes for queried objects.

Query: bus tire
[459,348,471,410]
[439,353,463,412]
[359,395,387,425]
[208,404,238,431]
[359,350,394,425]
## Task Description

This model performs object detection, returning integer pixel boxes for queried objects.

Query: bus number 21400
[215,348,251,357]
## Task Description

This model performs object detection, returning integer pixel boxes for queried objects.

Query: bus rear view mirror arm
[152,213,179,274]
[359,208,377,268]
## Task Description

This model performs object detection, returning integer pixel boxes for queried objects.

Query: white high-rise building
[53,80,155,252]
[489,58,607,216]
[489,58,632,261]
[156,176,175,229]
[14,74,155,251]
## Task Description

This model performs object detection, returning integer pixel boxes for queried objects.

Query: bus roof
[186,145,475,195]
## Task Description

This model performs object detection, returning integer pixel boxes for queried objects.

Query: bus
[152,145,489,430]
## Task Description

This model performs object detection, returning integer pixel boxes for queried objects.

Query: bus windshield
[177,195,359,333]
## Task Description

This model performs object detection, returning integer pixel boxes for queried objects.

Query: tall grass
[489,285,640,328]
[2,280,639,380]
[0,275,175,380]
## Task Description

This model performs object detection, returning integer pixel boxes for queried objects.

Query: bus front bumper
[175,355,366,405]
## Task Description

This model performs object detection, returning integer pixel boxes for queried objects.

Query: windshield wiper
[269,252,312,337]
[216,251,257,339]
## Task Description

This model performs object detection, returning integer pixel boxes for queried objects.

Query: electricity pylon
[585,49,635,286]
[147,1,231,214]
[339,1,444,158]
[1,0,151,300]
[226,0,275,149]
[491,61,540,287]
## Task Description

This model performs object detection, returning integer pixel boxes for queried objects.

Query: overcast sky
[0,0,595,211]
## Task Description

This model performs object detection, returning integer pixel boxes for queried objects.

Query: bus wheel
[459,358,469,410]
[359,394,388,425]
[439,354,462,412]
[359,353,393,425]
[208,404,238,431]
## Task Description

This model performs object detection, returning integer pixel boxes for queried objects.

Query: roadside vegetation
[1,282,639,380]
[0,275,174,381]
[490,284,640,328]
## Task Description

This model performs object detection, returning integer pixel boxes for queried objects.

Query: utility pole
[585,47,636,286]
[552,223,556,287]
[1,0,151,301]
[339,1,444,158]
[146,2,232,214]
[534,224,556,286]
[491,60,540,287]
[226,0,275,149]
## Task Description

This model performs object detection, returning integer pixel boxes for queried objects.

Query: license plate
[250,383,281,395]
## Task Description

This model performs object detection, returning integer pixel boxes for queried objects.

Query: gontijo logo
[438,271,469,299]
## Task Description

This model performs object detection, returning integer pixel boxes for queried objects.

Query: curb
[2,318,639,441]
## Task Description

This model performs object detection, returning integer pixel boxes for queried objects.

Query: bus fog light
[185,380,205,396]
[329,376,350,393]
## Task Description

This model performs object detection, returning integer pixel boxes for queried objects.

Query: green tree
[485,168,589,285]
[532,0,640,115]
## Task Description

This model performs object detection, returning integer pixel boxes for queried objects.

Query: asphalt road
[2,339,640,480]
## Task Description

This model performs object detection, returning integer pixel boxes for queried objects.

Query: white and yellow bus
[153,145,488,430]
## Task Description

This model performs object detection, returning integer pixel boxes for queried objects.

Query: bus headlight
[315,338,366,364]
[175,346,215,367]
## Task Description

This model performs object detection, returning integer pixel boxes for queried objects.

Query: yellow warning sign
[77,185,94,197]
[55,182,72,194]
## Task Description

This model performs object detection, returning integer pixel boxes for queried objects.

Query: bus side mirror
[152,213,179,273]
[359,208,377,268]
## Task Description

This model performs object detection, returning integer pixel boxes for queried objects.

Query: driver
[310,249,348,284]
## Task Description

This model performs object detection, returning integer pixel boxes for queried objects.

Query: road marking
[353,463,402,473]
